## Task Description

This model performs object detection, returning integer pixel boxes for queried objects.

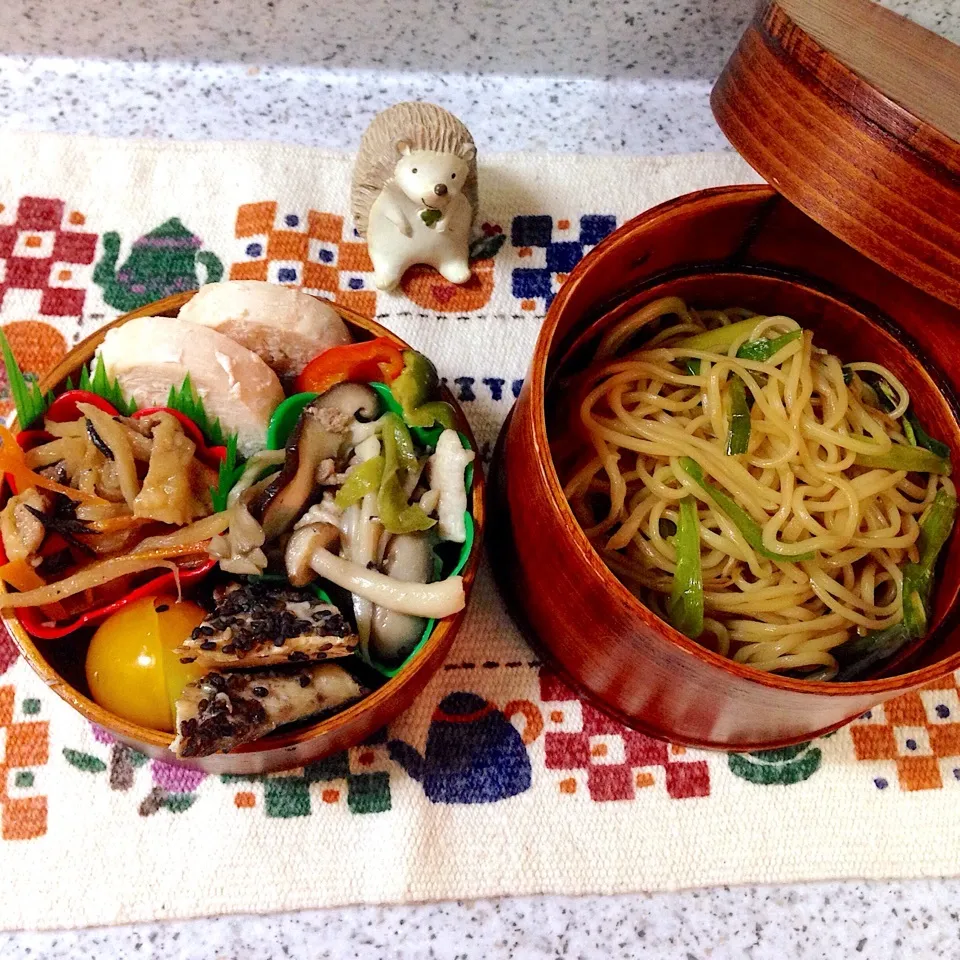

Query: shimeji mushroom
[369,531,436,665]
[286,523,465,619]
[425,429,474,543]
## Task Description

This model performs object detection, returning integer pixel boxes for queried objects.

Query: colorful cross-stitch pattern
[64,725,202,816]
[539,669,710,801]
[0,687,48,840]
[225,728,392,817]
[93,217,223,312]
[0,197,97,319]
[850,674,960,791]
[511,214,616,312]
[230,203,377,318]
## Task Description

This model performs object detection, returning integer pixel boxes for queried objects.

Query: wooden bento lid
[711,0,960,309]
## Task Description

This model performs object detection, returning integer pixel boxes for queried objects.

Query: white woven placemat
[1,132,955,931]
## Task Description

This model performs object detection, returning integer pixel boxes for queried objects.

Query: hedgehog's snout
[434,183,448,197]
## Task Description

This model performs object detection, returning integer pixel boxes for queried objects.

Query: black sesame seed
[221,643,236,655]
[299,674,311,687]
[252,686,268,697]
[180,657,196,664]
[200,640,217,651]
[287,651,308,662]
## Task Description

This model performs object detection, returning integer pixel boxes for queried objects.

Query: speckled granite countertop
[2,0,959,957]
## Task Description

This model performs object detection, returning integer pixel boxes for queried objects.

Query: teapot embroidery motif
[388,692,543,804]
[94,217,223,311]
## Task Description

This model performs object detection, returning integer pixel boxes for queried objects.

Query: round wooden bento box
[2,292,486,774]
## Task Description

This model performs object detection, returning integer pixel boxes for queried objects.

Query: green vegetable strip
[667,497,704,639]
[906,412,951,459]
[734,329,802,363]
[0,328,53,428]
[854,444,951,475]
[680,326,800,377]
[335,456,384,510]
[679,457,816,562]
[390,350,457,430]
[675,317,765,352]
[917,489,957,571]
[836,490,957,680]
[378,413,435,534]
[725,376,751,456]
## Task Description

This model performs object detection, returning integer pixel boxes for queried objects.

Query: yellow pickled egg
[85,595,207,732]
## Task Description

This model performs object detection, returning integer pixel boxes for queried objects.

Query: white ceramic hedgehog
[351,102,478,292]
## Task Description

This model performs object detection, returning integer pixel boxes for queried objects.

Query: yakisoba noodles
[556,297,957,681]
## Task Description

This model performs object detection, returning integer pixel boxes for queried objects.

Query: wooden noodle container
[492,0,960,748]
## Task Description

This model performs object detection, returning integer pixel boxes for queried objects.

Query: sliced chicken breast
[177,280,352,378]
[96,316,285,457]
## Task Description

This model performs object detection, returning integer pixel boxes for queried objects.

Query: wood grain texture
[711,1,960,309]
[2,291,486,774]
[492,185,960,750]
[778,0,960,141]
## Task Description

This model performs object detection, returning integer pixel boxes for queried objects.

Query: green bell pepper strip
[854,444,951,475]
[390,350,457,430]
[734,329,802,363]
[378,413,435,534]
[835,489,957,680]
[335,456,384,510]
[676,317,766,353]
[681,327,801,376]
[905,412,951,459]
[667,497,704,639]
[368,382,442,450]
[679,457,816,562]
[725,376,751,456]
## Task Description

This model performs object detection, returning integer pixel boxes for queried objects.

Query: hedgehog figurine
[352,102,478,292]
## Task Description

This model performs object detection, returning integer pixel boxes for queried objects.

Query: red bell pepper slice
[295,337,405,395]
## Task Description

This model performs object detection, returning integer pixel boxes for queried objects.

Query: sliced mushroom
[314,382,379,422]
[252,384,380,543]
[285,523,464,618]
[369,531,436,665]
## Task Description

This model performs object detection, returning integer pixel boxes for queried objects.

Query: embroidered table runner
[1,132,957,931]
